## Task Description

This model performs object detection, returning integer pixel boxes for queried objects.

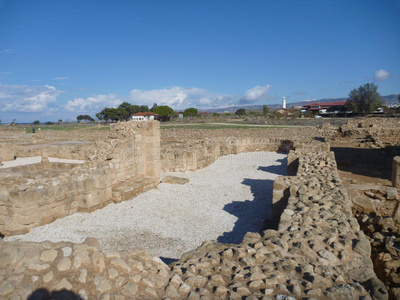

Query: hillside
[202,94,399,113]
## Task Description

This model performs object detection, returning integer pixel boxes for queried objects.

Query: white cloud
[52,76,69,80]
[65,85,273,114]
[239,84,272,104]
[128,87,236,110]
[374,69,391,81]
[0,49,12,55]
[0,84,61,113]
[64,94,122,113]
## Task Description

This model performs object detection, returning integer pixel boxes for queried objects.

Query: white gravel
[5,151,287,259]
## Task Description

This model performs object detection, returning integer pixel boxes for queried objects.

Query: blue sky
[0,0,399,122]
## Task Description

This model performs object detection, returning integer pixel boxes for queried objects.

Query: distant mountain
[201,94,399,113]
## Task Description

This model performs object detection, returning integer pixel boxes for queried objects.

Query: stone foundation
[0,121,160,236]
[0,140,388,299]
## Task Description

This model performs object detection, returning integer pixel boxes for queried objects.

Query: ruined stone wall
[0,141,387,299]
[0,121,160,236]
[392,156,400,188]
[161,137,294,172]
[169,144,388,299]
[340,118,400,139]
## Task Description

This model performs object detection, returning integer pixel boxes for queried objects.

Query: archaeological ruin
[0,118,399,299]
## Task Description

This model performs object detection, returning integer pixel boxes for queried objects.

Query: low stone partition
[0,141,387,299]
[0,121,161,236]
[161,137,294,172]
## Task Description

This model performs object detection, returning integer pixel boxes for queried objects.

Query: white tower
[282,97,286,109]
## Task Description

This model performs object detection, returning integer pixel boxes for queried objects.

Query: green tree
[346,83,383,115]
[77,115,95,122]
[150,103,158,112]
[97,108,120,122]
[184,108,198,117]
[262,105,269,116]
[235,108,246,116]
[140,105,150,112]
[58,119,62,124]
[153,105,174,117]
[33,120,40,125]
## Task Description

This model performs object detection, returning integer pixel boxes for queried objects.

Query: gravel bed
[6,151,287,259]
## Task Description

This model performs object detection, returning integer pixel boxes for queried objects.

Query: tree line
[73,83,394,122]
[77,102,199,122]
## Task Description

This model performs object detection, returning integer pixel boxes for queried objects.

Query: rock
[52,278,73,290]
[110,258,132,272]
[92,251,105,273]
[162,176,189,185]
[352,234,372,256]
[108,268,119,279]
[353,196,376,214]
[78,269,87,283]
[386,188,398,200]
[93,275,111,293]
[74,250,89,268]
[84,237,101,249]
[43,271,54,283]
[318,250,337,263]
[366,278,388,300]
[184,275,207,288]
[57,257,72,271]
[164,284,180,298]
[0,281,14,296]
[40,249,58,262]
[78,289,89,300]
[122,282,138,295]
[325,284,359,300]
[61,246,72,257]
[28,263,50,272]
[143,287,159,299]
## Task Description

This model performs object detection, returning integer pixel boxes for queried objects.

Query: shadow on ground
[28,288,83,300]
[160,256,179,265]
[257,157,287,176]
[331,147,395,180]
[217,178,274,244]
[217,157,287,244]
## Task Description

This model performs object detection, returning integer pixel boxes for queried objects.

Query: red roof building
[302,101,347,111]
[131,112,156,116]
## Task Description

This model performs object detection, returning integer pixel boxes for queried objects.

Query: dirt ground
[330,140,396,187]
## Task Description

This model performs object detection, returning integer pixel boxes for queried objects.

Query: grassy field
[1,122,297,133]
[160,123,292,130]
[20,124,110,133]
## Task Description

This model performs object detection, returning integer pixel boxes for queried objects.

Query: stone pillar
[392,156,400,188]
[141,121,161,180]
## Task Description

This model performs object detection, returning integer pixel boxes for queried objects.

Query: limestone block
[162,176,189,185]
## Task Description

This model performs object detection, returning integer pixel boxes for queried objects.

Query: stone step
[111,177,157,203]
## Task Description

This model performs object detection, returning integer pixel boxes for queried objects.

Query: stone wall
[392,156,400,188]
[0,121,160,236]
[161,137,294,172]
[169,144,388,299]
[0,140,388,299]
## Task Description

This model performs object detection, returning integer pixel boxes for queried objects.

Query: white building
[131,112,156,121]
[282,97,286,109]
